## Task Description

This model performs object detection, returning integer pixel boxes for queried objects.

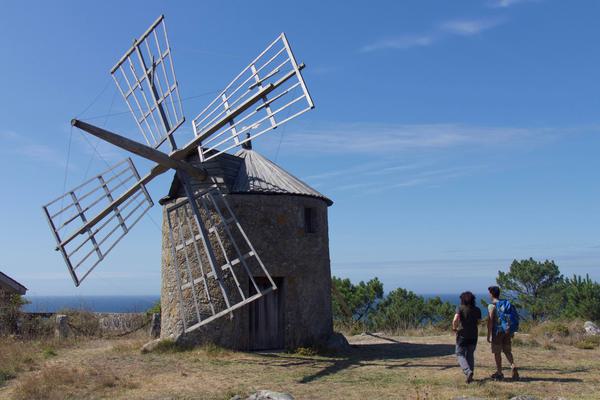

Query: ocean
[22,293,488,313]
[23,295,160,313]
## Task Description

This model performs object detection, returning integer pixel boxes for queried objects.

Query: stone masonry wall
[161,194,333,350]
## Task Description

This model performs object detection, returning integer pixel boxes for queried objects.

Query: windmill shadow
[252,333,455,384]
[304,339,455,383]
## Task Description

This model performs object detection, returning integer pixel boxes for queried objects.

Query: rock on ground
[231,390,294,400]
[509,396,538,400]
[452,397,486,400]
[326,332,351,352]
[584,321,600,335]
[140,338,162,353]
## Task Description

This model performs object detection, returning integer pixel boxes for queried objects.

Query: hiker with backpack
[452,291,482,383]
[487,285,520,380]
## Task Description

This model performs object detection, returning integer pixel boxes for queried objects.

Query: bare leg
[504,351,515,368]
[494,352,502,373]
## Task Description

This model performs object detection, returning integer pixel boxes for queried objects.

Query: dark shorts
[491,332,512,354]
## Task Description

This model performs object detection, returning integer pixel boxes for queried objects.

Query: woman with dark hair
[452,291,482,383]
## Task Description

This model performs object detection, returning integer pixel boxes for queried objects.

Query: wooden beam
[71,119,206,180]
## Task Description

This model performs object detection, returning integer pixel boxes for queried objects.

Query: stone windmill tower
[41,15,335,350]
[159,143,334,350]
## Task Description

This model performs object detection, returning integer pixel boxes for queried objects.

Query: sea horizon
[22,293,490,313]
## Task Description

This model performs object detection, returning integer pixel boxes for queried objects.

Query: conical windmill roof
[230,148,332,205]
[160,148,332,206]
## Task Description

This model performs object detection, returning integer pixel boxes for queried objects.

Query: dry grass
[0,337,67,387]
[11,365,136,400]
[0,333,599,399]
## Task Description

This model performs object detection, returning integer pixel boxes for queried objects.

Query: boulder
[509,397,538,400]
[54,314,69,340]
[140,338,162,354]
[149,313,161,338]
[452,397,486,400]
[584,321,600,336]
[325,332,351,352]
[235,391,294,400]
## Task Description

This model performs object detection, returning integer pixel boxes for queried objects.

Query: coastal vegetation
[332,258,600,335]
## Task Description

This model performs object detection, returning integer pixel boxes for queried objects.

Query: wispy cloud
[361,18,504,52]
[282,122,548,154]
[289,122,595,195]
[489,0,538,8]
[0,130,72,169]
[440,18,503,36]
[360,35,435,52]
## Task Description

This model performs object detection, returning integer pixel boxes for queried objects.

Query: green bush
[575,339,599,350]
[370,288,454,333]
[331,277,383,327]
[562,274,600,321]
[60,309,99,337]
[145,300,161,316]
[0,294,29,335]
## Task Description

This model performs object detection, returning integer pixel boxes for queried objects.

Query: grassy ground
[0,332,598,400]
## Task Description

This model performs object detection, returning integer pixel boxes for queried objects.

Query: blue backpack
[495,299,520,334]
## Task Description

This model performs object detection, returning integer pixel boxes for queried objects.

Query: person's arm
[452,313,460,332]
[487,306,494,343]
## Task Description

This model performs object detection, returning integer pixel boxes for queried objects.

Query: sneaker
[491,372,504,381]
[466,372,474,384]
[511,367,519,381]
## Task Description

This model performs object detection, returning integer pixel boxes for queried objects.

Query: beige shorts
[491,332,512,354]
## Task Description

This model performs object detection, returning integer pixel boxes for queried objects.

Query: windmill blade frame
[42,158,153,286]
[192,33,314,162]
[165,185,276,333]
[111,14,185,149]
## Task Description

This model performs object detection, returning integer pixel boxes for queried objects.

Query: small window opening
[304,207,317,233]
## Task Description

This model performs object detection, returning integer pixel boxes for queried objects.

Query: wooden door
[249,277,284,350]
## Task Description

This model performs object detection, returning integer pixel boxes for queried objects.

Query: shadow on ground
[251,333,456,383]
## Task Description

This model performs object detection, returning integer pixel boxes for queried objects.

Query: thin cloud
[489,0,538,8]
[281,123,547,155]
[362,16,504,52]
[440,18,504,36]
[1,130,72,169]
[360,34,435,52]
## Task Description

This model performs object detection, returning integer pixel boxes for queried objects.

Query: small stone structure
[0,271,27,334]
[159,146,334,350]
[0,270,27,301]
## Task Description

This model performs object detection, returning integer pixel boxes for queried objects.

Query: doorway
[249,277,284,350]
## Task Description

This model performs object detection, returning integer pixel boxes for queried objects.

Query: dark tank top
[456,305,482,346]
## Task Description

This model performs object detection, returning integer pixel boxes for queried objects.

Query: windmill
[42,15,314,335]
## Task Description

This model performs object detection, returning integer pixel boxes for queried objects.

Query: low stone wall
[22,312,160,339]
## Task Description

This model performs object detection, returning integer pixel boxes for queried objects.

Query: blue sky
[1,0,600,296]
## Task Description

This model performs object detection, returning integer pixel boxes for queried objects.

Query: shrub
[534,321,570,338]
[145,299,161,316]
[331,277,383,327]
[562,274,600,321]
[20,315,55,339]
[0,294,29,335]
[575,339,599,350]
[60,309,99,337]
[369,288,454,333]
